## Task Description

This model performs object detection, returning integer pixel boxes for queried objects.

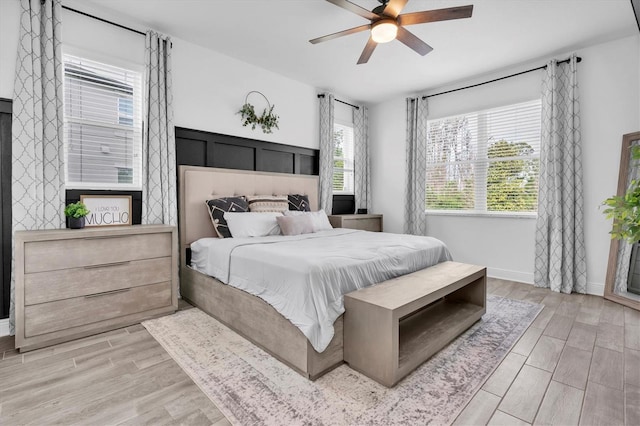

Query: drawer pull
[83,261,131,270]
[83,235,130,240]
[84,288,130,298]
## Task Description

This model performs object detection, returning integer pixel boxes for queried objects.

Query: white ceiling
[68,0,638,104]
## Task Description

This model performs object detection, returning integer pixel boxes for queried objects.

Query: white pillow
[283,210,333,232]
[224,212,282,238]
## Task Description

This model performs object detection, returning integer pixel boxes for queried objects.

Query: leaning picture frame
[80,195,133,227]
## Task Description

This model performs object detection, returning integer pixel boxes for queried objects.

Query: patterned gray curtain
[10,0,65,334]
[142,31,177,226]
[534,55,587,294]
[319,93,334,213]
[353,105,370,212]
[404,97,428,235]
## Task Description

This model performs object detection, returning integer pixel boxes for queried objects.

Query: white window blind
[333,122,355,194]
[426,99,541,214]
[63,54,143,189]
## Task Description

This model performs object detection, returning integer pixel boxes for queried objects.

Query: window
[63,54,142,189]
[333,122,355,194]
[117,98,134,126]
[426,100,541,214]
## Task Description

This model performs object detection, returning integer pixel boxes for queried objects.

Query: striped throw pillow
[246,195,288,213]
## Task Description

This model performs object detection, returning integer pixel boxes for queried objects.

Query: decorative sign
[80,195,132,227]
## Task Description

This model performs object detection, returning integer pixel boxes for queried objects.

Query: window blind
[426,99,542,213]
[333,122,355,194]
[63,55,143,189]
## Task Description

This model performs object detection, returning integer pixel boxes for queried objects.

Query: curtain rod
[317,94,360,110]
[62,5,146,36]
[421,56,582,100]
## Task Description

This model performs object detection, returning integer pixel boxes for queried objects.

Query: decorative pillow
[276,214,314,236]
[283,210,333,232]
[246,195,288,213]
[225,212,282,238]
[205,196,249,238]
[288,194,311,212]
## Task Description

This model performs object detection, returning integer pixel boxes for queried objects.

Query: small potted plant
[64,201,90,229]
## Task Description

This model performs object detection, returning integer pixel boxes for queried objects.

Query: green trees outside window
[333,123,354,193]
[426,100,541,213]
[486,140,538,212]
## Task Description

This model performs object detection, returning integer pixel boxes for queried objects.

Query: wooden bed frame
[178,165,343,379]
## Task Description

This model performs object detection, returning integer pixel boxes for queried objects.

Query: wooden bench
[343,261,486,387]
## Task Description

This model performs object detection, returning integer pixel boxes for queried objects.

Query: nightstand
[328,214,383,232]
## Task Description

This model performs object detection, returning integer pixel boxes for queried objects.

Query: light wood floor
[0,301,228,426]
[454,279,640,426]
[0,280,637,425]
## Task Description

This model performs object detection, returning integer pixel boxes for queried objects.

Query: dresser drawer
[24,281,172,337]
[24,257,172,306]
[24,232,171,273]
[345,218,382,232]
[329,214,383,232]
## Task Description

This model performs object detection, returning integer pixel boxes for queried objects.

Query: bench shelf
[344,261,486,387]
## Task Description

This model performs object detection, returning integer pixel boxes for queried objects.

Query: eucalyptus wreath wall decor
[238,91,280,134]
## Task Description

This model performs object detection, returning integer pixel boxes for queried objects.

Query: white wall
[370,96,406,231]
[0,0,20,97]
[0,0,318,149]
[172,40,317,149]
[371,34,640,295]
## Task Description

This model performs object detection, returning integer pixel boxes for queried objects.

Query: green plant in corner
[603,145,640,243]
[64,201,90,219]
[237,91,279,134]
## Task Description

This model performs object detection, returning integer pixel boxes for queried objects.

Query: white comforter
[190,229,452,352]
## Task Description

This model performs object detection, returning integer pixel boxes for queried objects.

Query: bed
[178,165,451,379]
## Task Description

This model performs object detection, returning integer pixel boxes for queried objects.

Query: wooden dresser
[328,214,383,232]
[14,224,178,352]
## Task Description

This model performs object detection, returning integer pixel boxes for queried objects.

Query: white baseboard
[586,282,605,297]
[0,318,9,337]
[487,267,534,285]
[486,267,605,296]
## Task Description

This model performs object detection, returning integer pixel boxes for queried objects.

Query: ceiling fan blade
[396,27,433,56]
[382,0,408,18]
[357,37,378,64]
[398,5,473,26]
[326,0,379,20]
[309,24,371,44]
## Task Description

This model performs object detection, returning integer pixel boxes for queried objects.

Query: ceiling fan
[310,0,473,64]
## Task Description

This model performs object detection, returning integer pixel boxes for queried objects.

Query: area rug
[143,295,542,426]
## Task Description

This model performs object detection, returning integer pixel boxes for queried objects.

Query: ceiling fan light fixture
[312,1,474,64]
[371,19,398,43]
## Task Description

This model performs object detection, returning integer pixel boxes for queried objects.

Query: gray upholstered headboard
[178,165,319,265]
